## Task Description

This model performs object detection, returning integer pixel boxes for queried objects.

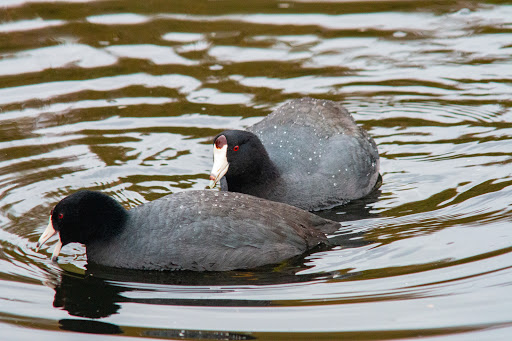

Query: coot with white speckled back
[35,190,339,271]
[209,97,381,211]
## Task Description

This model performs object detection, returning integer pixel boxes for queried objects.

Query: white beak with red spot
[36,216,62,262]
[209,144,229,188]
[209,135,229,189]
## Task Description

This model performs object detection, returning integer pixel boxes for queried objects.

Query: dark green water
[1,0,511,340]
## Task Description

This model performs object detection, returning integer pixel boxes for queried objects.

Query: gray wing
[87,190,338,271]
[247,97,380,209]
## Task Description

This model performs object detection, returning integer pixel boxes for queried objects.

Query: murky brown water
[1,0,511,340]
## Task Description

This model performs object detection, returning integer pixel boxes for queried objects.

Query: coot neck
[73,192,129,245]
[225,158,280,193]
[86,207,128,244]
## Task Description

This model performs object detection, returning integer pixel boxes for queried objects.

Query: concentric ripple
[1,0,511,340]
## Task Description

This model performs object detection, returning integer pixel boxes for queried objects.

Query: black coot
[36,190,339,271]
[209,97,381,211]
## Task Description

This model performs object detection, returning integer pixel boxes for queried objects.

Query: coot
[36,190,339,271]
[209,97,380,211]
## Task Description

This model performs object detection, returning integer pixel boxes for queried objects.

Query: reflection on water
[1,0,511,340]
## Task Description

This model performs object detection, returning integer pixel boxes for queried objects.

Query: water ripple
[0,1,511,339]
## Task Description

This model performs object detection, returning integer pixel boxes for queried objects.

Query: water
[1,0,511,339]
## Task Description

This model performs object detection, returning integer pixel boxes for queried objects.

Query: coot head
[209,130,277,189]
[36,190,127,261]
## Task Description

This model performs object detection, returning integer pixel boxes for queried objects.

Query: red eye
[58,213,64,219]
[233,145,239,151]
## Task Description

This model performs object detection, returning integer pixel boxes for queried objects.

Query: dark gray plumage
[37,190,340,271]
[213,97,381,211]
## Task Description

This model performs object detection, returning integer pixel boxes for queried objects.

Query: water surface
[1,0,512,340]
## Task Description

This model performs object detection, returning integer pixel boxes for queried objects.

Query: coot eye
[233,145,239,151]
[58,213,64,219]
